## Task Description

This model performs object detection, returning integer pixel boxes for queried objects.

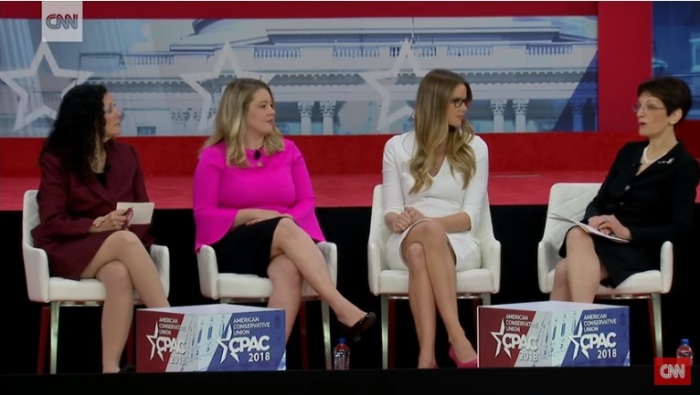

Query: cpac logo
[654,358,691,385]
[146,323,186,361]
[491,320,537,358]
[46,14,79,30]
[568,324,616,359]
[216,325,270,363]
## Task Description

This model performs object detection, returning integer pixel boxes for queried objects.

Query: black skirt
[211,217,284,278]
[558,226,658,288]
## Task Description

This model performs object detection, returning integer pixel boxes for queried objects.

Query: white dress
[382,131,489,271]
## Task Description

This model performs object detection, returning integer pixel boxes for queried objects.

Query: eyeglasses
[632,103,666,113]
[104,103,119,114]
[450,98,469,108]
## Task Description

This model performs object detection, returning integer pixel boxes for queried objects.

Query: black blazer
[584,140,700,247]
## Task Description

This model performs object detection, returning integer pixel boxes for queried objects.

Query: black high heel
[118,364,136,373]
[344,312,377,342]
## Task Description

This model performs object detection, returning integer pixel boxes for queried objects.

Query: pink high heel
[449,346,479,368]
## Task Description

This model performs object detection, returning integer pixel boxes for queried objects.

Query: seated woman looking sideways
[192,78,376,343]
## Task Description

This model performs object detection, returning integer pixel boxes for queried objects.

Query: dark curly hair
[41,83,108,183]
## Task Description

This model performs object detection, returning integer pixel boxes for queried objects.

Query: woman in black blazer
[551,76,700,303]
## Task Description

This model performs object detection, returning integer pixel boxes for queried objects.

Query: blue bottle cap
[681,338,689,345]
[338,337,346,344]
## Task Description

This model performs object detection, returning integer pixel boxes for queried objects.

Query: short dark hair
[637,76,692,124]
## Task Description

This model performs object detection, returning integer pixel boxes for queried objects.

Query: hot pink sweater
[192,139,325,251]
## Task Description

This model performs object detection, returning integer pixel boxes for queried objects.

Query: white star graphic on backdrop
[360,39,427,132]
[0,42,93,131]
[180,42,275,132]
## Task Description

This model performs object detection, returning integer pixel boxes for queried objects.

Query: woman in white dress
[382,69,488,369]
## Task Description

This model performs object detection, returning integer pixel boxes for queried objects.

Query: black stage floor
[2,366,698,394]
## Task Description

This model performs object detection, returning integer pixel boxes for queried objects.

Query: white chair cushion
[378,268,495,295]
[544,269,664,295]
[216,274,321,300]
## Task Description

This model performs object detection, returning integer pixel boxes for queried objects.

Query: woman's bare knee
[553,260,569,285]
[403,243,428,274]
[566,227,593,250]
[96,261,133,291]
[274,217,301,237]
[106,230,142,249]
[409,221,446,245]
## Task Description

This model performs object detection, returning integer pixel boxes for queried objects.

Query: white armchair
[196,241,336,370]
[22,189,171,374]
[537,182,673,358]
[367,184,501,369]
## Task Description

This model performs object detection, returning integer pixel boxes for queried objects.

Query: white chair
[22,189,171,374]
[537,182,673,358]
[196,241,336,370]
[367,184,501,369]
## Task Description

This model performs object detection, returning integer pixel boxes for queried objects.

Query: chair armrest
[660,241,673,294]
[537,238,559,294]
[480,235,501,294]
[367,241,383,296]
[149,244,170,297]
[317,241,338,285]
[196,245,220,299]
[22,242,51,303]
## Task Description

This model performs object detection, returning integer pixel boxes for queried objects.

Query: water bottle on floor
[333,337,350,370]
[676,339,693,363]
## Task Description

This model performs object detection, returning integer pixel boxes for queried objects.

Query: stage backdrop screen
[0,16,599,137]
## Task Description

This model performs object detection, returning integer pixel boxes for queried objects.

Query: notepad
[116,202,155,225]
[548,212,629,244]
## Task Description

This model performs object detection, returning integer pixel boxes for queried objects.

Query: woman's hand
[245,210,292,226]
[588,215,607,229]
[90,209,129,233]
[405,206,427,224]
[389,211,412,233]
[597,214,631,240]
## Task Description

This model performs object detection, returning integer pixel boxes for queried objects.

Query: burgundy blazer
[31,140,154,280]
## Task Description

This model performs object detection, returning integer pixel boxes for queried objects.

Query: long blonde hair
[409,69,477,194]
[202,78,284,167]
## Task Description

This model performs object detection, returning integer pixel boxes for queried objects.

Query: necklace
[92,148,106,172]
[641,145,667,166]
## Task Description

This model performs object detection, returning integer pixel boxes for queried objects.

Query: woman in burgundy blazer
[31,84,169,373]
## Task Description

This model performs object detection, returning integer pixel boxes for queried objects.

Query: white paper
[548,212,629,244]
[116,202,155,225]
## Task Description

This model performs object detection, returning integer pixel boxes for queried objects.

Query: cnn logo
[654,358,692,386]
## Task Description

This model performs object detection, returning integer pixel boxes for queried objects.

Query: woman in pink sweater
[193,78,375,342]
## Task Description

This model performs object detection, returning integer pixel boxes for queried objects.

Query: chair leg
[477,293,491,340]
[471,298,480,336]
[37,305,50,374]
[125,321,135,365]
[320,301,331,370]
[381,295,389,370]
[50,302,60,374]
[649,294,663,358]
[298,302,308,370]
[388,298,397,369]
